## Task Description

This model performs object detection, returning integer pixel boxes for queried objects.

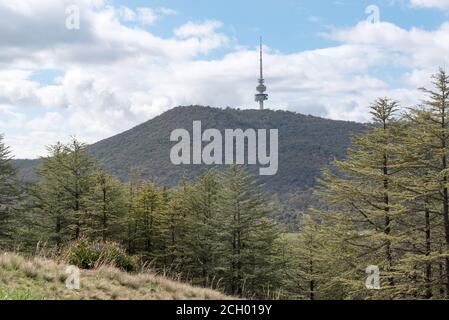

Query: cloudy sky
[1,0,449,158]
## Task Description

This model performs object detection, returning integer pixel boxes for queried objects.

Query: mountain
[13,106,366,227]
[12,159,40,182]
[88,106,365,190]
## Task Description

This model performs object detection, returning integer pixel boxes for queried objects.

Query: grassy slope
[0,252,230,300]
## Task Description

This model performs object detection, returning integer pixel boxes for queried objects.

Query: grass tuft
[0,252,231,300]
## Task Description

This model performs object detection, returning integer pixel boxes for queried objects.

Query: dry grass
[0,252,231,300]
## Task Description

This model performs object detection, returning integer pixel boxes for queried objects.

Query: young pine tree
[179,170,222,287]
[283,215,328,300]
[216,166,281,298]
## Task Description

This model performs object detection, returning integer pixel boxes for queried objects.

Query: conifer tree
[87,170,126,242]
[122,168,142,254]
[179,170,222,286]
[0,135,21,248]
[385,110,441,299]
[315,98,406,298]
[216,166,281,298]
[160,184,189,267]
[34,138,97,246]
[32,143,71,248]
[64,139,98,239]
[134,181,166,261]
[403,68,449,297]
[283,215,328,300]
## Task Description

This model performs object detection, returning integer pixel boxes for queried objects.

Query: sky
[1,0,449,159]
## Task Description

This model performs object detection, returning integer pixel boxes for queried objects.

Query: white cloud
[0,0,447,158]
[116,6,136,22]
[116,6,177,25]
[136,8,158,25]
[329,21,449,68]
[410,0,449,9]
[139,7,177,25]
[158,7,177,16]
[175,20,224,38]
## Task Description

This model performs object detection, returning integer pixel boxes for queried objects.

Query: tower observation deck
[255,37,268,110]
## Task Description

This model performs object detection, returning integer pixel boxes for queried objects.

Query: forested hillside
[13,107,366,228]
[87,106,365,192]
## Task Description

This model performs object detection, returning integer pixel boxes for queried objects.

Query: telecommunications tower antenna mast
[255,37,268,110]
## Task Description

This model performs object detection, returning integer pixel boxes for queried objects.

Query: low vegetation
[65,238,138,272]
[0,252,230,300]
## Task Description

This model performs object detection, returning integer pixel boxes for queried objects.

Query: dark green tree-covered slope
[87,106,365,194]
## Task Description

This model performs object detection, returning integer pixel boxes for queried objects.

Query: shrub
[97,242,138,272]
[65,238,138,272]
[66,238,100,269]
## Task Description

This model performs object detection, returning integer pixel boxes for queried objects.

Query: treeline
[2,69,449,300]
[0,138,282,298]
[291,68,449,300]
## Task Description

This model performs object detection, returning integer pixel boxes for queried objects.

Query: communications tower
[255,37,268,110]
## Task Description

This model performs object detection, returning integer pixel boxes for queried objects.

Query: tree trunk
[424,204,432,299]
[75,192,80,240]
[441,107,449,297]
[102,186,107,242]
[55,214,61,250]
[383,151,394,287]
[309,255,315,300]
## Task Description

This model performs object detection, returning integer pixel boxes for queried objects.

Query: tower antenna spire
[255,37,268,110]
[259,36,263,79]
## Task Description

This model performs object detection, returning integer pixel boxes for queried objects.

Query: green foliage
[31,138,99,248]
[66,238,138,272]
[282,216,331,300]
[214,166,282,298]
[304,69,449,300]
[0,287,43,300]
[119,167,283,298]
[174,171,222,287]
[66,238,100,269]
[0,134,22,248]
[86,170,127,242]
